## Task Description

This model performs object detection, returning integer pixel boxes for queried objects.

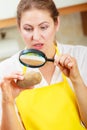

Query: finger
[54,55,59,66]
[4,72,24,81]
[64,56,73,69]
[55,54,73,71]
[57,54,70,67]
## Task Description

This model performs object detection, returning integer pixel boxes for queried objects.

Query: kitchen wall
[56,12,87,45]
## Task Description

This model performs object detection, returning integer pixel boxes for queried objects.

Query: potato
[16,71,42,88]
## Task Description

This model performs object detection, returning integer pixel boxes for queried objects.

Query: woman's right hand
[0,72,26,130]
[0,72,24,104]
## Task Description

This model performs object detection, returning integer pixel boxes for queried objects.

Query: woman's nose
[32,29,40,40]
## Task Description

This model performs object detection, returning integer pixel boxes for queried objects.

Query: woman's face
[19,9,59,57]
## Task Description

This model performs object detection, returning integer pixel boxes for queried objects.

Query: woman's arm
[0,72,25,130]
[55,54,87,128]
[1,101,24,130]
[71,73,87,128]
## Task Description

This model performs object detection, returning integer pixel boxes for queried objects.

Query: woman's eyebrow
[39,21,49,26]
[23,24,33,27]
[23,22,49,27]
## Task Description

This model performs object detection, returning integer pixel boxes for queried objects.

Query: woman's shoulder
[57,42,87,56]
[0,51,22,81]
[0,51,21,65]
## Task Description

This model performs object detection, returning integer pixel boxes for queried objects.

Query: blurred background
[0,0,87,61]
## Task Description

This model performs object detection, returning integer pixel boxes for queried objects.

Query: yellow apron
[16,74,86,130]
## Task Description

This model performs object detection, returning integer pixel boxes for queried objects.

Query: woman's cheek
[22,32,31,41]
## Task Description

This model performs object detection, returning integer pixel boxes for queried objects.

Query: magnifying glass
[19,49,54,68]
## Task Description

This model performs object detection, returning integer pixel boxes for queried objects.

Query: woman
[0,0,87,129]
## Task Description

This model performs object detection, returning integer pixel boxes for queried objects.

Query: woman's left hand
[54,54,81,82]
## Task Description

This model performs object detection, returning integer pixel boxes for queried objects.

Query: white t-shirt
[0,42,87,123]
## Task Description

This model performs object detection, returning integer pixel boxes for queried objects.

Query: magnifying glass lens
[20,52,46,67]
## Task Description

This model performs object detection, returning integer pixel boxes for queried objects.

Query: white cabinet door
[54,0,87,8]
[0,0,19,20]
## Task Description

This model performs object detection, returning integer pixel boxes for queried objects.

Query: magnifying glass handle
[47,58,54,62]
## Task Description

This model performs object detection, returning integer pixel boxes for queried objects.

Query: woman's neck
[46,45,56,59]
[39,61,55,85]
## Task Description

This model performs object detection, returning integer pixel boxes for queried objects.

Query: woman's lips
[32,43,44,50]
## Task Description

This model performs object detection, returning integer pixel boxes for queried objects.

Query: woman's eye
[24,27,33,32]
[40,26,48,30]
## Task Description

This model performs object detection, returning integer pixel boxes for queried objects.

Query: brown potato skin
[16,71,42,88]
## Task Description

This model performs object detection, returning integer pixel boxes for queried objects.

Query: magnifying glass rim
[19,49,46,68]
